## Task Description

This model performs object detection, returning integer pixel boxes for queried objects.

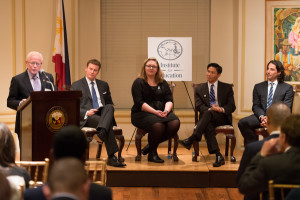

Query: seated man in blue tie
[179,63,236,167]
[238,60,294,145]
[71,59,125,167]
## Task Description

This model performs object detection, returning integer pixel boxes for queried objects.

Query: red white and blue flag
[52,0,71,90]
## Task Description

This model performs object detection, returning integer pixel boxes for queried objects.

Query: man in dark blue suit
[236,102,291,200]
[70,59,125,167]
[238,60,294,145]
[7,51,55,138]
[179,63,236,167]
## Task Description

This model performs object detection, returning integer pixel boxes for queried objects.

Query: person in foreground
[238,60,294,145]
[0,122,31,188]
[71,59,125,167]
[24,125,112,200]
[44,158,90,200]
[179,63,236,167]
[131,57,180,163]
[238,115,300,200]
[236,102,291,200]
[7,51,55,139]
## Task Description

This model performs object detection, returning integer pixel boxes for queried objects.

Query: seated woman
[0,122,30,188]
[131,57,180,163]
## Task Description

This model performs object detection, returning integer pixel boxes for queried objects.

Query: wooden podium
[17,91,82,161]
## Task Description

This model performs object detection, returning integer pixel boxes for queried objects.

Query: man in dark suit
[238,60,294,145]
[179,63,236,167]
[236,102,291,200]
[70,59,125,167]
[238,115,300,200]
[24,125,112,200]
[7,51,55,138]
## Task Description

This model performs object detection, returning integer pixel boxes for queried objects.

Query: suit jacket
[238,146,300,200]
[24,183,112,200]
[194,81,236,124]
[236,133,279,200]
[7,70,54,134]
[252,81,294,118]
[70,77,115,128]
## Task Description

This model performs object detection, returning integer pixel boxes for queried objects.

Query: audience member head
[25,51,43,75]
[266,102,291,131]
[51,125,88,162]
[0,122,16,167]
[47,157,90,200]
[266,60,285,82]
[0,171,11,199]
[279,115,300,152]
[206,63,222,84]
[139,57,164,83]
[85,59,101,82]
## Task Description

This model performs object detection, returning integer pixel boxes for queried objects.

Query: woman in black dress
[131,57,180,163]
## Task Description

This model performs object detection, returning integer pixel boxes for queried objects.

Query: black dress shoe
[141,144,150,155]
[148,152,164,163]
[178,136,195,150]
[213,154,225,167]
[107,155,126,167]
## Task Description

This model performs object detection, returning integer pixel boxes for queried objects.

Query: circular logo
[157,40,183,60]
[45,106,68,132]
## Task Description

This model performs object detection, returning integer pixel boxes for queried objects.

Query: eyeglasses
[145,65,158,69]
[28,62,42,67]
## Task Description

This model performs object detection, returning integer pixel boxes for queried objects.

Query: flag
[52,0,71,91]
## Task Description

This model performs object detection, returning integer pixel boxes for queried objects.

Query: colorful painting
[273,8,300,82]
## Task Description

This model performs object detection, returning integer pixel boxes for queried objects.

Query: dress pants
[84,104,119,156]
[238,114,260,145]
[193,110,229,154]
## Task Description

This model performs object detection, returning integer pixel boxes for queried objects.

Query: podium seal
[46,106,68,132]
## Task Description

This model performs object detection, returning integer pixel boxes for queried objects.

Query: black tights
[148,119,180,152]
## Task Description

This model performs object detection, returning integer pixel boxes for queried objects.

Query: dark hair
[281,115,300,147]
[139,57,164,83]
[207,63,222,74]
[0,122,16,167]
[0,171,11,199]
[267,60,285,82]
[86,59,101,70]
[52,126,88,161]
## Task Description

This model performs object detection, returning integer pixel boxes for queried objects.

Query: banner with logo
[148,37,192,81]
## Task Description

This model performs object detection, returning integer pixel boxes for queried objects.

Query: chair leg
[192,141,199,162]
[96,143,102,159]
[230,135,236,162]
[115,135,125,162]
[135,132,143,161]
[86,142,90,159]
[168,138,172,153]
[225,136,229,157]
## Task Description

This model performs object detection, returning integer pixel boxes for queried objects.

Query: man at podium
[71,59,126,167]
[7,51,55,138]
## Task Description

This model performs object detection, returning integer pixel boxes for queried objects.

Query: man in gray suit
[71,59,126,167]
[238,60,294,145]
[7,51,55,138]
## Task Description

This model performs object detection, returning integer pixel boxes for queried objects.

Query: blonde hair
[292,17,300,32]
[138,57,164,83]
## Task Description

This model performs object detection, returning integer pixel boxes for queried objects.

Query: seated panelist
[131,57,180,163]
[7,51,55,138]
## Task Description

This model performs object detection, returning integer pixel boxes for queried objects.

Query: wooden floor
[111,187,243,200]
[88,141,244,188]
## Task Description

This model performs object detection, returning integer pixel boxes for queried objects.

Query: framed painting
[266,0,300,84]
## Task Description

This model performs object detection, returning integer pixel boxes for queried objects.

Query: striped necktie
[266,83,274,110]
[209,84,216,107]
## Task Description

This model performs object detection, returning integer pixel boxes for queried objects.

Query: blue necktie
[91,82,99,109]
[209,84,216,107]
[266,83,274,110]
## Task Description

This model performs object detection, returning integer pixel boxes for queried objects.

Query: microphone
[40,69,55,91]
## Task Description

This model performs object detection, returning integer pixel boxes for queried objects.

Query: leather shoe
[213,154,225,167]
[148,152,164,163]
[141,144,150,155]
[107,155,126,167]
[178,136,195,150]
